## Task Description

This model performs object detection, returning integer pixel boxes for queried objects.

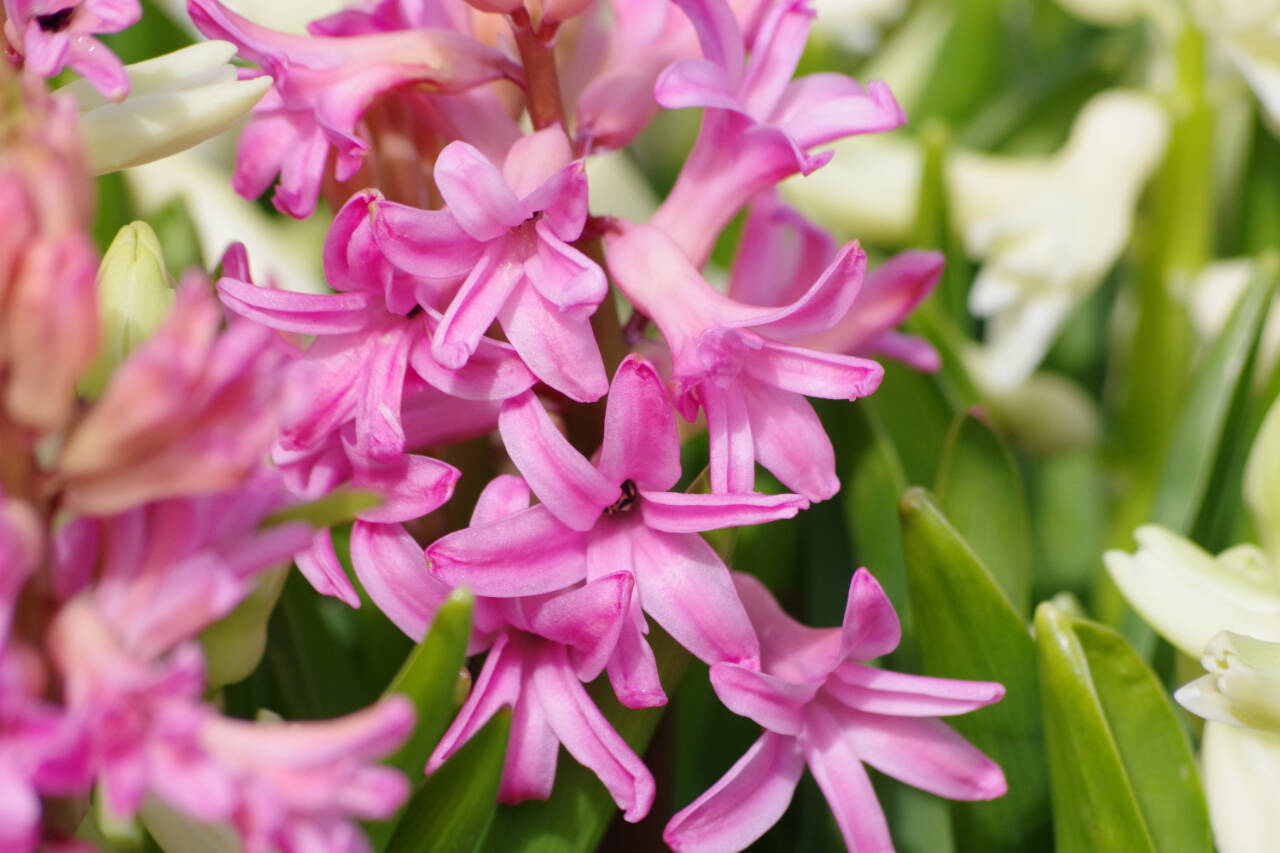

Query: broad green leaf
[385,709,511,853]
[382,590,474,779]
[200,565,287,691]
[262,489,383,529]
[1035,603,1213,853]
[934,414,1032,616]
[862,362,960,487]
[1150,256,1276,532]
[148,196,204,275]
[1029,449,1106,600]
[478,628,690,853]
[899,488,1049,851]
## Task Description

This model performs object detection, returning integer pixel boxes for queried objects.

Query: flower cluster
[0,68,412,851]
[183,0,1008,847]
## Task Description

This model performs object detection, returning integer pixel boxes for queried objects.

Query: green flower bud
[79,221,175,399]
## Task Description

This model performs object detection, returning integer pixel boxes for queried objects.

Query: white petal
[1201,721,1280,853]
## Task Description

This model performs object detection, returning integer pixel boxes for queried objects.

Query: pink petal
[66,35,129,101]
[731,572,844,682]
[295,529,360,607]
[499,682,560,803]
[739,380,838,501]
[798,700,894,851]
[699,383,756,494]
[597,356,682,492]
[502,125,574,201]
[428,631,523,772]
[745,242,866,341]
[709,662,817,735]
[371,200,485,280]
[668,0,745,84]
[738,0,812,118]
[639,490,808,533]
[525,224,608,312]
[433,141,526,241]
[837,568,902,662]
[530,642,655,822]
[217,277,375,334]
[432,242,524,370]
[654,57,742,112]
[776,76,906,150]
[663,731,804,853]
[349,521,452,640]
[630,526,760,667]
[515,571,632,681]
[801,250,943,356]
[729,192,836,308]
[586,527,666,707]
[866,331,942,373]
[825,664,1006,717]
[498,392,618,531]
[497,281,608,403]
[470,474,532,525]
[352,323,413,461]
[232,110,297,202]
[410,314,537,401]
[524,162,589,244]
[743,341,883,400]
[427,505,589,597]
[820,700,1007,801]
[348,450,459,522]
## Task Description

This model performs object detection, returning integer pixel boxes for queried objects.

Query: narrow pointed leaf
[1034,603,1212,853]
[899,487,1048,851]
[934,414,1032,616]
[385,709,512,853]
[1150,256,1276,533]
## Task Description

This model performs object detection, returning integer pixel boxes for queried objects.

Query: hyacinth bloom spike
[650,0,906,266]
[429,356,811,695]
[3,0,141,100]
[188,0,523,218]
[372,126,609,402]
[665,570,1006,852]
[605,222,882,499]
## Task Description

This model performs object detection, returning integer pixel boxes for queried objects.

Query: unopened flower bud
[78,222,175,400]
[1178,631,1280,731]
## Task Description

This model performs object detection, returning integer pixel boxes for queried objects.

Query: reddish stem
[510,8,566,132]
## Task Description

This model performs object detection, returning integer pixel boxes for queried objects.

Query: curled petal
[639,490,807,533]
[427,505,590,597]
[709,663,817,735]
[598,356,683,491]
[349,521,452,640]
[663,731,804,853]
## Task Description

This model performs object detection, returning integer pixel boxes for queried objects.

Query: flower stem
[511,9,566,132]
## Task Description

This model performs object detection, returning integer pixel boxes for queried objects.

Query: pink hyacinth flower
[428,474,654,819]
[428,355,808,705]
[372,126,610,402]
[605,221,882,500]
[665,569,1007,852]
[55,273,292,516]
[651,0,905,266]
[0,646,91,853]
[729,193,943,372]
[188,0,523,218]
[2,0,140,100]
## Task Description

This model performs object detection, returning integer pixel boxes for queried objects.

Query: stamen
[36,8,74,33]
[603,479,638,515]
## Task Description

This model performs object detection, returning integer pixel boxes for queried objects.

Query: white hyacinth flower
[1200,721,1280,853]
[1191,0,1280,134]
[1104,527,1280,659]
[1178,631,1280,731]
[961,91,1170,390]
[783,90,1169,391]
[811,0,908,54]
[59,41,270,175]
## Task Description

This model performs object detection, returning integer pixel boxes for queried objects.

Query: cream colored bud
[60,41,271,174]
[1178,631,1280,731]
[79,222,175,399]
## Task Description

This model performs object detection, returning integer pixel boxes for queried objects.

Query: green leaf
[899,488,1049,851]
[382,589,474,779]
[147,196,205,275]
[862,362,960,487]
[478,628,690,853]
[934,414,1032,616]
[1034,603,1213,853]
[385,709,511,853]
[1150,256,1276,533]
[262,489,383,529]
